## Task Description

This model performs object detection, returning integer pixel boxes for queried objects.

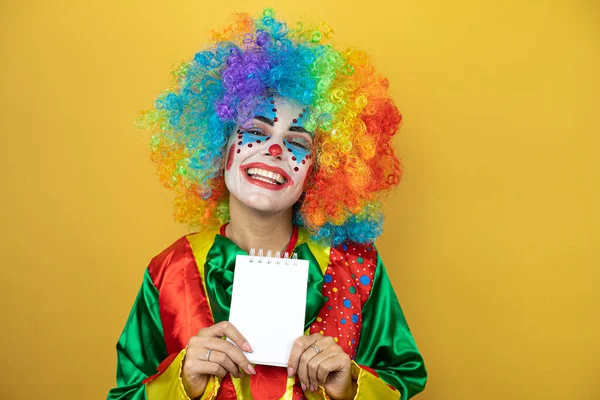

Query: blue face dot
[343,299,351,308]
[324,273,333,283]
[352,314,359,323]
[340,318,347,325]
[360,275,371,286]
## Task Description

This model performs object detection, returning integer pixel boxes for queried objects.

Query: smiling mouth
[245,167,287,185]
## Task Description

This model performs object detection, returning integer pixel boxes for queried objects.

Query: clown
[108,9,427,400]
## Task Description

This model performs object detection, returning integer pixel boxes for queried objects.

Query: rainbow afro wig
[137,8,403,245]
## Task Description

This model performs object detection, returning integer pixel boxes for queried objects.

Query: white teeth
[246,168,286,184]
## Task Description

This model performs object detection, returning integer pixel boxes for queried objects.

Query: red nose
[268,144,283,157]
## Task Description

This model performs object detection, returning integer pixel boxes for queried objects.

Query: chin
[242,192,291,214]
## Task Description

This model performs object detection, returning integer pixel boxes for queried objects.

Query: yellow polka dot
[317,317,323,322]
[332,288,338,293]
[320,330,324,335]
[334,337,338,342]
[348,341,352,346]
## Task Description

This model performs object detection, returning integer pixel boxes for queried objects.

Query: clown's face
[224,97,314,214]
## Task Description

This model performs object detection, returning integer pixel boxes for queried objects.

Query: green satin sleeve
[107,269,168,400]
[354,252,427,399]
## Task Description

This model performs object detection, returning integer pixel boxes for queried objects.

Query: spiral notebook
[228,249,309,367]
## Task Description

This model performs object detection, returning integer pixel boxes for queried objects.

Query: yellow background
[1,1,598,399]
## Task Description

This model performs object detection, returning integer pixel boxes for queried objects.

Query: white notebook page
[228,254,309,367]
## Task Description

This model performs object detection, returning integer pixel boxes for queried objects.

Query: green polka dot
[356,257,364,264]
[349,287,357,294]
[324,296,329,302]
[351,274,355,278]
[328,306,332,310]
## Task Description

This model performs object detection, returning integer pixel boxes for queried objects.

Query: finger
[316,361,331,387]
[308,352,336,390]
[199,337,256,375]
[197,360,228,378]
[199,321,252,353]
[297,343,321,391]
[183,358,227,380]
[205,350,242,378]
[317,353,348,386]
[287,334,319,378]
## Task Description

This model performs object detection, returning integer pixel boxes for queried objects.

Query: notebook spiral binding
[248,248,298,265]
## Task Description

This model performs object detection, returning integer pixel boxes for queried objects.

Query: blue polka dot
[341,318,347,324]
[352,314,359,323]
[324,274,333,283]
[359,275,371,285]
[343,244,348,251]
[343,299,351,308]
[352,339,355,344]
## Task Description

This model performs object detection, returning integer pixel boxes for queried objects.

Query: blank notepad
[228,253,309,367]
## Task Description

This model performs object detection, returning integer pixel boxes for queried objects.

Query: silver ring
[205,348,213,362]
[310,344,321,355]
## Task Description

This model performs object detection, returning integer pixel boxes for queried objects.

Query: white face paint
[224,97,314,214]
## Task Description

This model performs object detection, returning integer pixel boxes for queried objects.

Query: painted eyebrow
[253,115,313,137]
[289,126,312,135]
[254,115,273,126]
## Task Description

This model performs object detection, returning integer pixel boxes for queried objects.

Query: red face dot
[256,140,261,143]
[294,167,299,172]
[236,149,240,153]
[302,160,306,164]
[273,117,278,122]
[248,143,253,148]
[238,141,242,145]
[292,156,297,161]
[288,148,292,152]
[293,119,297,123]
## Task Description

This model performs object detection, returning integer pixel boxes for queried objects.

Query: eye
[243,129,267,137]
[286,137,311,151]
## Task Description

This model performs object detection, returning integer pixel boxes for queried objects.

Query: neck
[226,194,294,254]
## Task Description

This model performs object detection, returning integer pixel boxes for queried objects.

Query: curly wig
[137,8,403,245]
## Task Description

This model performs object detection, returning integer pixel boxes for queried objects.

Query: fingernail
[243,342,252,352]
[287,367,294,377]
[301,383,307,391]
[247,364,256,375]
[310,385,315,392]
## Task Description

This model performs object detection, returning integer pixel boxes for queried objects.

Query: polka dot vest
[309,242,377,360]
